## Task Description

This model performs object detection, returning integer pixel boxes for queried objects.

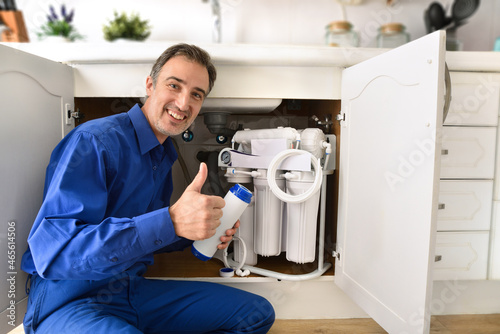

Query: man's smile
[167,109,187,121]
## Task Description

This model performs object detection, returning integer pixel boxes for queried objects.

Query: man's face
[143,55,209,143]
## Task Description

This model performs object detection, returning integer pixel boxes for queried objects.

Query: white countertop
[3,41,500,72]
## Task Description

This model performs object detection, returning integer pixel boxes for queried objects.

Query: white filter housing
[299,128,326,159]
[234,199,258,265]
[285,172,321,264]
[253,171,285,257]
[233,127,299,145]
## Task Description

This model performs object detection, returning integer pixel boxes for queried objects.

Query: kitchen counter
[3,41,500,99]
[3,41,500,71]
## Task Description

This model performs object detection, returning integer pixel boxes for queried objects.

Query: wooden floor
[8,314,500,333]
[144,247,335,278]
[268,314,500,334]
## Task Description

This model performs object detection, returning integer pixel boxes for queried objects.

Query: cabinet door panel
[0,45,73,331]
[434,232,489,280]
[440,127,497,179]
[437,180,493,231]
[336,31,446,334]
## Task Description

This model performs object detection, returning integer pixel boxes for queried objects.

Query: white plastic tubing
[266,149,322,203]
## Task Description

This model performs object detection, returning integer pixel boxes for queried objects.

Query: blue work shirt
[21,104,191,280]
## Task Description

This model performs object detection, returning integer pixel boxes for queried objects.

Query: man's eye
[169,83,178,89]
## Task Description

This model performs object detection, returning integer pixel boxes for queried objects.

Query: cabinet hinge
[336,111,346,127]
[332,250,341,261]
[336,112,345,122]
[68,108,85,120]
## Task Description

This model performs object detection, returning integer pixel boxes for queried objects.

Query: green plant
[37,4,83,41]
[103,11,151,42]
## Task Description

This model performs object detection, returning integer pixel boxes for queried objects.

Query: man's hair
[149,43,217,94]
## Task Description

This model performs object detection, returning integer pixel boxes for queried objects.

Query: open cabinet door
[0,45,74,331]
[335,31,447,334]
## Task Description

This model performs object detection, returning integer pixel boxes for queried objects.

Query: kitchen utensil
[426,2,447,32]
[451,0,479,24]
[424,9,431,33]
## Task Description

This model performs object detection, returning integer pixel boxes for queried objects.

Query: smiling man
[21,43,275,334]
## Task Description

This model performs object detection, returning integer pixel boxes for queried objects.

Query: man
[21,43,275,333]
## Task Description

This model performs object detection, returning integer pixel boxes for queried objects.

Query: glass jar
[494,37,500,51]
[376,23,410,48]
[325,21,359,47]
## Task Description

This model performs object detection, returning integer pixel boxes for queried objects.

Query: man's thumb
[187,162,207,193]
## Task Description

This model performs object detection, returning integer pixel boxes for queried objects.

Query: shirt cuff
[134,207,182,254]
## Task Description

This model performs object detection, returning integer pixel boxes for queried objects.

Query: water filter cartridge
[285,171,320,264]
[234,198,258,265]
[192,184,253,261]
[253,170,285,257]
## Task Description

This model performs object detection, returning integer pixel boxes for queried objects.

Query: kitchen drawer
[433,232,489,281]
[437,180,493,231]
[490,201,500,280]
[440,126,497,179]
[445,72,500,126]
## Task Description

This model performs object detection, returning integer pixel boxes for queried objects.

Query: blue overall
[21,104,274,333]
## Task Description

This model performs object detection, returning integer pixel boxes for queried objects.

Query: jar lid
[380,23,405,34]
[326,21,353,32]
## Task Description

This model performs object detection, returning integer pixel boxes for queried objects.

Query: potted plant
[102,11,151,42]
[37,4,83,42]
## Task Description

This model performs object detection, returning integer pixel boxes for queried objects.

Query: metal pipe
[202,0,221,43]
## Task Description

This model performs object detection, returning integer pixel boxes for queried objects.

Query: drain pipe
[203,113,236,140]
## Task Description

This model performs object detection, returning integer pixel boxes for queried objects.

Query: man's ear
[145,76,154,96]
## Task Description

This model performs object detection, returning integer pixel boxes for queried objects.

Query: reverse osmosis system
[206,126,336,281]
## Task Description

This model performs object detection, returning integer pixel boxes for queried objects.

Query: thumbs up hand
[170,163,226,241]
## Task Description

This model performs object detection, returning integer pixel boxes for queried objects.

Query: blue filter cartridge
[192,184,253,261]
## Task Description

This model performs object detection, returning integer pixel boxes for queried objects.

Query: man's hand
[217,220,240,250]
[170,163,226,241]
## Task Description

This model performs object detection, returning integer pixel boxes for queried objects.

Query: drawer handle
[435,255,442,262]
[441,149,449,155]
[438,203,446,210]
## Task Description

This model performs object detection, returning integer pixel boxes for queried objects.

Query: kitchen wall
[15,0,500,51]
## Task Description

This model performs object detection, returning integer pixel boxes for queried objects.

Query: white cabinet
[0,46,74,333]
[437,180,493,231]
[434,72,500,281]
[444,72,500,127]
[434,232,489,280]
[440,127,497,179]
[3,31,500,333]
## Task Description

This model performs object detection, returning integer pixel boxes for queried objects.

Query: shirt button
[153,165,157,171]
[155,240,162,245]
[110,257,118,262]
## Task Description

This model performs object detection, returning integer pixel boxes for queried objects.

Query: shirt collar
[128,104,178,163]
[128,103,162,155]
